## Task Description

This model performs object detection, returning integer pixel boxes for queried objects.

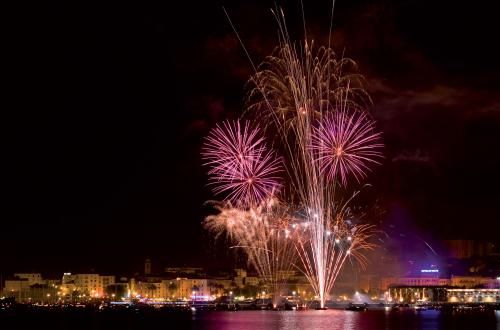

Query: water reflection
[276,310,357,329]
[192,309,499,330]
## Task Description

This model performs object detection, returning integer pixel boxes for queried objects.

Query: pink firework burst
[311,110,383,186]
[202,120,282,207]
[201,120,265,177]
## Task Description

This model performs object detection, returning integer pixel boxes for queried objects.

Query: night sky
[3,0,499,276]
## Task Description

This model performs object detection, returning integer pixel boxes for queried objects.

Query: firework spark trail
[202,121,283,208]
[203,7,382,309]
[242,9,382,308]
[204,199,298,305]
[311,109,383,186]
[201,121,265,178]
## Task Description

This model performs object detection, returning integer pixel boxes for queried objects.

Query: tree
[105,284,127,299]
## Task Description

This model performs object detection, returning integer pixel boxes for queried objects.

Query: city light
[1,2,497,324]
[421,269,439,273]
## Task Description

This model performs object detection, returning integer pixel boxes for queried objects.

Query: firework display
[310,110,383,186]
[201,121,283,208]
[202,10,383,309]
[204,198,297,306]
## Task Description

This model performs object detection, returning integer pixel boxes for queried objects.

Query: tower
[145,258,151,275]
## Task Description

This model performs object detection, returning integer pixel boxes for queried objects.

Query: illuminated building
[275,270,296,279]
[245,276,260,286]
[3,278,31,294]
[130,279,162,299]
[3,273,51,298]
[174,278,210,300]
[447,288,499,303]
[380,277,450,290]
[130,277,214,301]
[100,275,116,290]
[233,269,247,288]
[450,276,498,288]
[2,274,59,303]
[163,267,204,276]
[61,273,115,297]
[73,274,101,296]
[233,276,245,288]
[13,273,44,286]
[387,285,448,303]
[45,279,61,287]
[385,275,500,303]
[208,278,233,291]
[234,269,247,277]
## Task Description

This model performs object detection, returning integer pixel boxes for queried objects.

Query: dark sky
[3,0,499,276]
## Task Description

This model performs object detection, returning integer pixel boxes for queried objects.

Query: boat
[346,303,368,311]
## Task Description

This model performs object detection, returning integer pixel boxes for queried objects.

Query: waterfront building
[61,273,115,297]
[13,273,44,285]
[130,277,212,301]
[208,278,233,291]
[3,278,31,295]
[380,277,450,290]
[174,278,211,300]
[45,279,61,287]
[3,274,59,303]
[164,267,204,276]
[450,275,498,288]
[234,269,247,277]
[233,268,247,288]
[73,274,101,296]
[245,276,260,287]
[387,285,448,303]
[447,288,499,303]
[100,275,115,289]
[130,278,163,299]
